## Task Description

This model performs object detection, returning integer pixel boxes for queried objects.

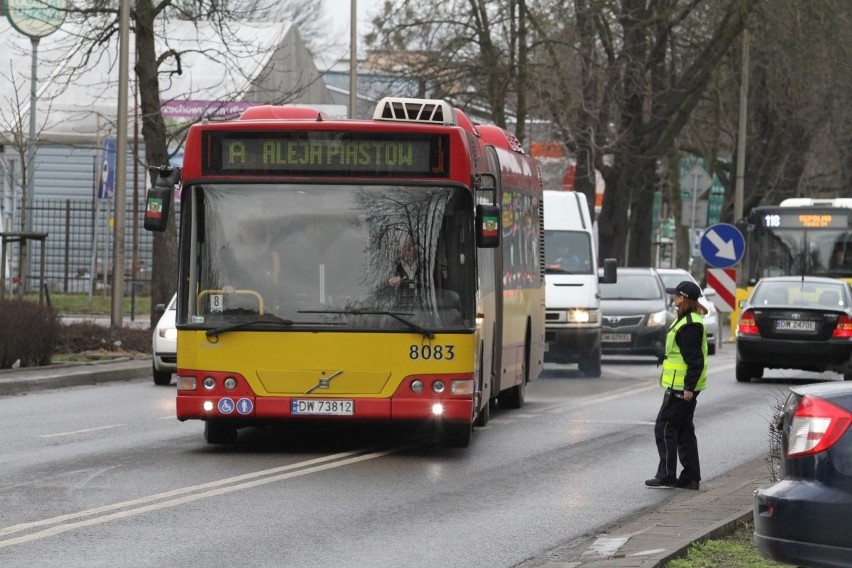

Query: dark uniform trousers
[654,390,700,483]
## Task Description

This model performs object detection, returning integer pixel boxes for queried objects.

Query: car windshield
[657,271,693,290]
[544,230,593,274]
[751,281,846,308]
[601,273,662,300]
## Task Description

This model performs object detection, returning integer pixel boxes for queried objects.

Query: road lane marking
[38,424,127,438]
[524,360,735,418]
[582,536,629,557]
[0,446,407,548]
[567,419,654,426]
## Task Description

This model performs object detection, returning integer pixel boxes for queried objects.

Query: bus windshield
[182,183,472,332]
[750,226,852,280]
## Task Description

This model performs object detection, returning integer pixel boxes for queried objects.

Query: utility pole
[111,0,130,327]
[349,0,357,119]
[735,26,749,223]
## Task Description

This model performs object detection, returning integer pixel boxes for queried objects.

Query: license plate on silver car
[291,399,354,415]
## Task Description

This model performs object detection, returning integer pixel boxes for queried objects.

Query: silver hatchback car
[655,268,722,355]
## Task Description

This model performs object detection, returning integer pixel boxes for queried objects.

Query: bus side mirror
[600,258,617,284]
[144,166,180,232]
[143,187,172,232]
[475,204,500,248]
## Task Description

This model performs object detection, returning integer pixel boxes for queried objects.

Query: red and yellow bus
[145,97,545,447]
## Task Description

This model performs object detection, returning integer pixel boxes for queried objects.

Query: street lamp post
[5,0,67,297]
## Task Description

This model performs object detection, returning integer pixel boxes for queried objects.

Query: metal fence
[3,198,155,297]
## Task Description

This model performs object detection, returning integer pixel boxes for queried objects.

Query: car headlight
[159,327,177,340]
[566,309,599,323]
[646,309,667,327]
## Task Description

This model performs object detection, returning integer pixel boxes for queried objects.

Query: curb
[0,358,151,396]
[537,456,769,567]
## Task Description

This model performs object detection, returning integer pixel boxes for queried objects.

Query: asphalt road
[0,345,801,567]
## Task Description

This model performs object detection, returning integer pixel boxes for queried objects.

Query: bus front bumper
[176,395,473,423]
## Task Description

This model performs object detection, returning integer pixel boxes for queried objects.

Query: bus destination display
[760,211,849,229]
[202,131,448,177]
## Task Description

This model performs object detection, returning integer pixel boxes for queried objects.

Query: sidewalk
[0,359,768,568]
[526,456,769,567]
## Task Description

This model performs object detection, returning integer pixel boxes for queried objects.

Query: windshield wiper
[206,314,294,339]
[298,309,435,339]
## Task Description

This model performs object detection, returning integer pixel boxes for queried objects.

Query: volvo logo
[306,370,344,393]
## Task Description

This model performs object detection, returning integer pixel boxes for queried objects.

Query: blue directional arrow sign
[700,223,745,268]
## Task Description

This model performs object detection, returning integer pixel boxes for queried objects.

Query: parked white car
[655,268,722,355]
[152,293,177,385]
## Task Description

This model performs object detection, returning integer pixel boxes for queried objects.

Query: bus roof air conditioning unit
[373,97,456,126]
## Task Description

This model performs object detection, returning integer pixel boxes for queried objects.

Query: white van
[543,190,616,377]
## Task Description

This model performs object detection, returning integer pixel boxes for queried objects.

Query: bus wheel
[474,395,490,427]
[204,421,238,444]
[474,345,490,427]
[499,331,530,409]
[440,422,472,448]
[498,377,525,409]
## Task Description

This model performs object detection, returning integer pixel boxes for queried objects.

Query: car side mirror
[154,303,166,320]
[599,258,617,284]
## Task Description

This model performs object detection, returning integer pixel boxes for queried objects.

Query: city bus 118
[144,97,546,447]
[732,197,852,333]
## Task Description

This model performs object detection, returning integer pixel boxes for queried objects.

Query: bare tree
[0,63,60,299]
[366,0,533,138]
[706,0,852,222]
[567,0,756,266]
[33,0,334,325]
[367,1,755,266]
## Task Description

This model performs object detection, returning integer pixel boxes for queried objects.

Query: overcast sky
[323,0,383,60]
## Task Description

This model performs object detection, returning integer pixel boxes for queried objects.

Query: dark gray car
[754,381,852,568]
[599,267,674,359]
[735,276,852,382]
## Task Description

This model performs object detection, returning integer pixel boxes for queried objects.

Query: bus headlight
[223,377,237,390]
[176,376,196,391]
[431,403,444,415]
[432,380,446,394]
[451,379,474,395]
[202,376,216,390]
[410,380,424,393]
[203,400,214,412]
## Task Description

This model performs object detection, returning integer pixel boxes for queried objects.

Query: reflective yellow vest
[660,312,707,391]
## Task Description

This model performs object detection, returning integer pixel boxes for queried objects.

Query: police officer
[645,280,708,490]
